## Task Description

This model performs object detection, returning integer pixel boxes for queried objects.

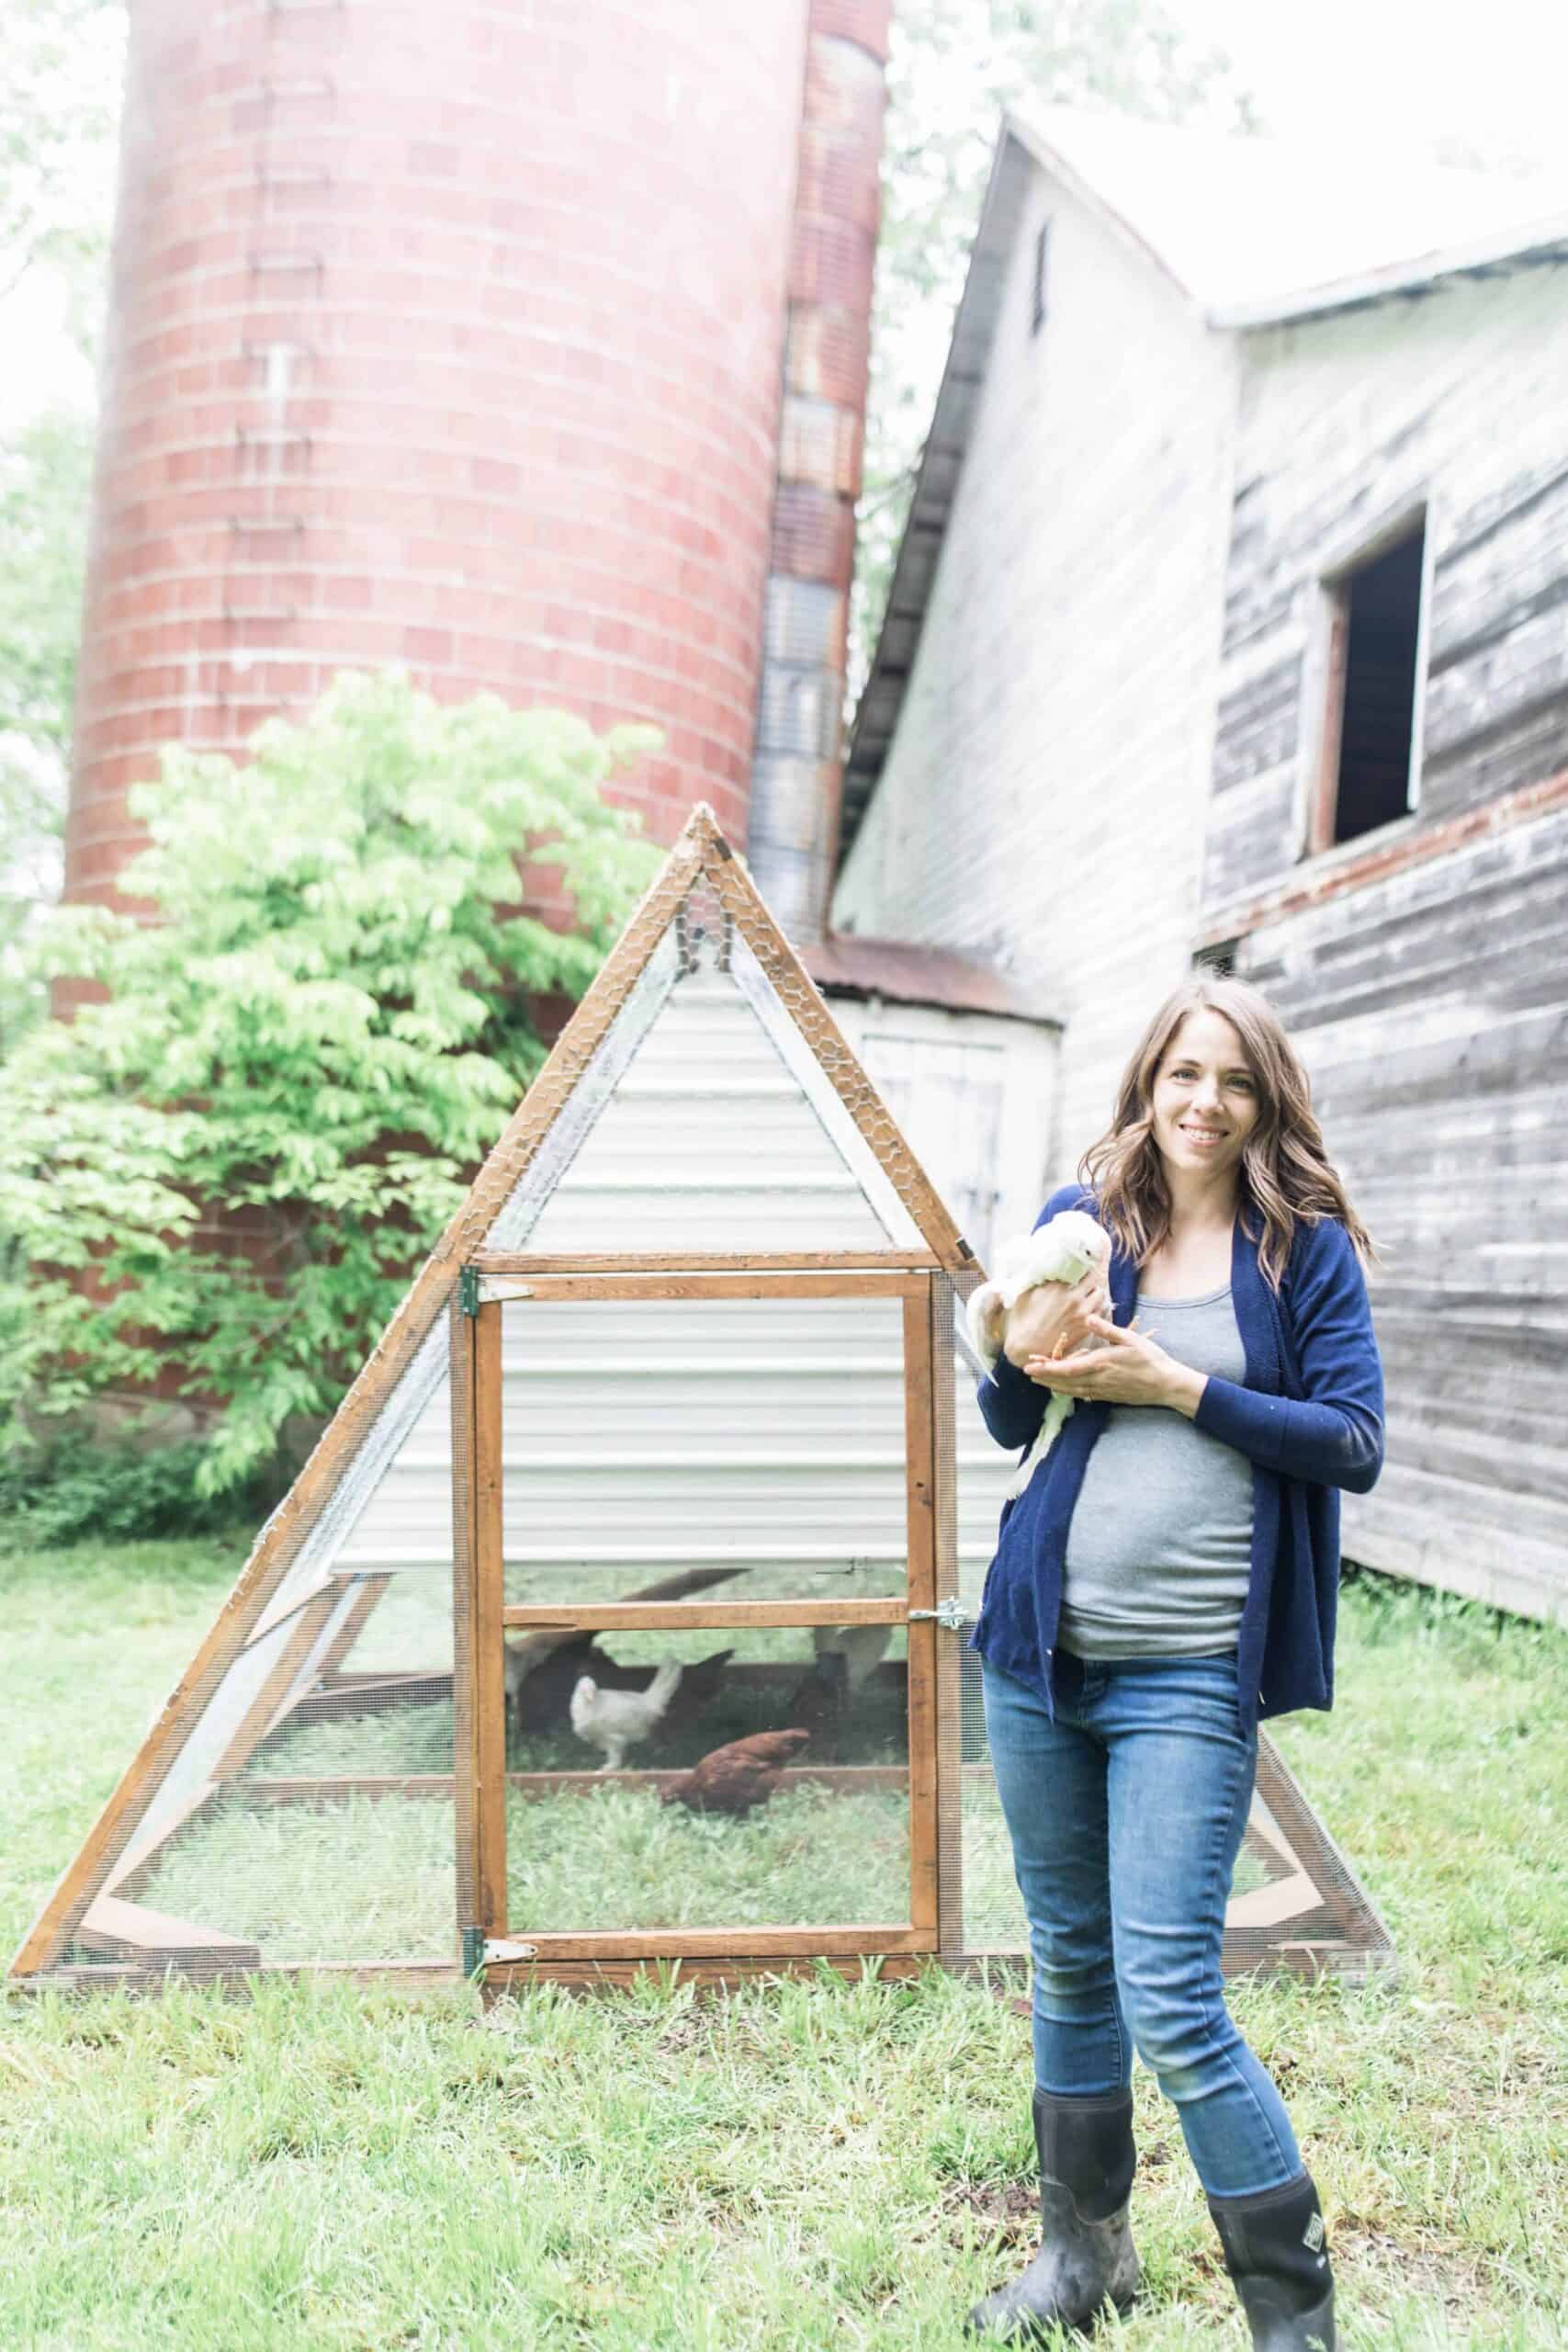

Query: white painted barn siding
[827,994,1057,1261]
[829,107,1568,1623]
[831,153,1237,1187]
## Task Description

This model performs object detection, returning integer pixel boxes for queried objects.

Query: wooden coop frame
[10,806,1394,1996]
[451,1262,953,1987]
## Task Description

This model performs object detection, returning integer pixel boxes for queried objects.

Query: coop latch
[458,1266,479,1317]
[908,1598,972,1633]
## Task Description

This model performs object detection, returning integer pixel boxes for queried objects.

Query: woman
[965,976,1383,2351]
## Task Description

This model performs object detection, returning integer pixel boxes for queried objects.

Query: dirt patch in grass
[942,2178,1040,2248]
[1182,2211,1508,2318]
[655,2010,714,2057]
[1333,2218,1502,2317]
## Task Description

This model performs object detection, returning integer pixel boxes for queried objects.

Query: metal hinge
[461,1928,540,1976]
[908,1598,972,1633]
[458,1266,479,1317]
[484,1938,540,1963]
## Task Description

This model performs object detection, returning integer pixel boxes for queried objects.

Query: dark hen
[783,1650,850,1759]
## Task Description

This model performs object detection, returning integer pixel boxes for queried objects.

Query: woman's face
[1149,1008,1261,1183]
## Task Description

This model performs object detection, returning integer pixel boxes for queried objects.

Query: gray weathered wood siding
[1204,262,1568,910]
[1205,262,1568,1626]
[1234,802,1568,1626]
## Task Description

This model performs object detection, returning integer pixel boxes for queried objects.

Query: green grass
[133,1782,912,1956]
[1,1535,1565,2347]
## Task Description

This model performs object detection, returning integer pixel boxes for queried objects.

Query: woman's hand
[1002,1265,1111,1369]
[1024,1311,1206,1416]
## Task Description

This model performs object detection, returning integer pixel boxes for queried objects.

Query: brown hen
[660,1728,811,1815]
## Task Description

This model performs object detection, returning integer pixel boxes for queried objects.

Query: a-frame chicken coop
[12,808,1393,1994]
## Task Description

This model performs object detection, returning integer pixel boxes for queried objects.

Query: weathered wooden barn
[827,110,1568,1625]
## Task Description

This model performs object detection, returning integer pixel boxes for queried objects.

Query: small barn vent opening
[1030,221,1051,336]
[1314,516,1427,852]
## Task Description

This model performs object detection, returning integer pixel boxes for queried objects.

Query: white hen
[570,1661,683,1771]
[966,1209,1113,1498]
[812,1622,892,1687]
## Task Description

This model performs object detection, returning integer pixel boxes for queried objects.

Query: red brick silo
[66,0,890,918]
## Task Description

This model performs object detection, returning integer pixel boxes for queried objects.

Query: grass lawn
[1,1533,1564,2349]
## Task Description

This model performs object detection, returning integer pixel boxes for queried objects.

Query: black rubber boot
[1208,2171,1337,2351]
[966,2087,1141,2340]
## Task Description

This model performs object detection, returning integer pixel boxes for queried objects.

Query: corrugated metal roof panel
[525,966,900,1255]
[339,1295,1019,1596]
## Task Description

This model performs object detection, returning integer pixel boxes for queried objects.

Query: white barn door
[828,1001,1057,1270]
[858,1033,1007,1265]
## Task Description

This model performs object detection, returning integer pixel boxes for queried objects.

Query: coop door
[449,1268,947,1979]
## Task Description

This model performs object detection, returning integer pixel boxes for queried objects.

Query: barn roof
[1010,107,1568,326]
[838,112,1568,872]
[802,933,1056,1024]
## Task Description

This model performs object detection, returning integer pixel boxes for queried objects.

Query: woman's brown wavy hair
[1077,976,1377,1294]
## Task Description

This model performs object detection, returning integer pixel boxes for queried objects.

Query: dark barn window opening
[1317,517,1427,851]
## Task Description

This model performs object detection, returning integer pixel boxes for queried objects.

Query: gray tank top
[1058,1283,1254,1658]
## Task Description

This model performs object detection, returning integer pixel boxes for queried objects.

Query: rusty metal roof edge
[802,932,1060,1026]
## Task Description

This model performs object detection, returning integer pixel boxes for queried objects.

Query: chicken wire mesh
[23,828,956,1986]
[945,1623,1394,1976]
[62,1559,459,1975]
[502,1623,911,1935]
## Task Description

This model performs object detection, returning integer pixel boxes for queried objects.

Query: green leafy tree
[854,0,1257,688]
[0,401,96,1043]
[0,0,127,1039]
[0,672,661,1491]
[0,0,123,313]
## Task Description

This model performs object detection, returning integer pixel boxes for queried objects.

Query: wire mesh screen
[63,1558,458,1976]
[954,1647,1023,1951]
[944,1312,1029,1958]
[504,1623,911,1934]
[949,1637,1393,1975]
[29,801,1394,1986]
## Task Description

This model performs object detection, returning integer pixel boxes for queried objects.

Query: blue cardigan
[970,1182,1385,1732]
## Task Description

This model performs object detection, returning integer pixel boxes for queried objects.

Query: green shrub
[0,671,661,1494]
[0,1431,278,1549]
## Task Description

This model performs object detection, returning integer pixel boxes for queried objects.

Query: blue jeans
[980,1647,1303,2199]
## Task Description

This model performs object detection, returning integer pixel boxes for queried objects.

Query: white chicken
[569,1660,683,1771]
[812,1622,892,1686]
[966,1208,1113,1498]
